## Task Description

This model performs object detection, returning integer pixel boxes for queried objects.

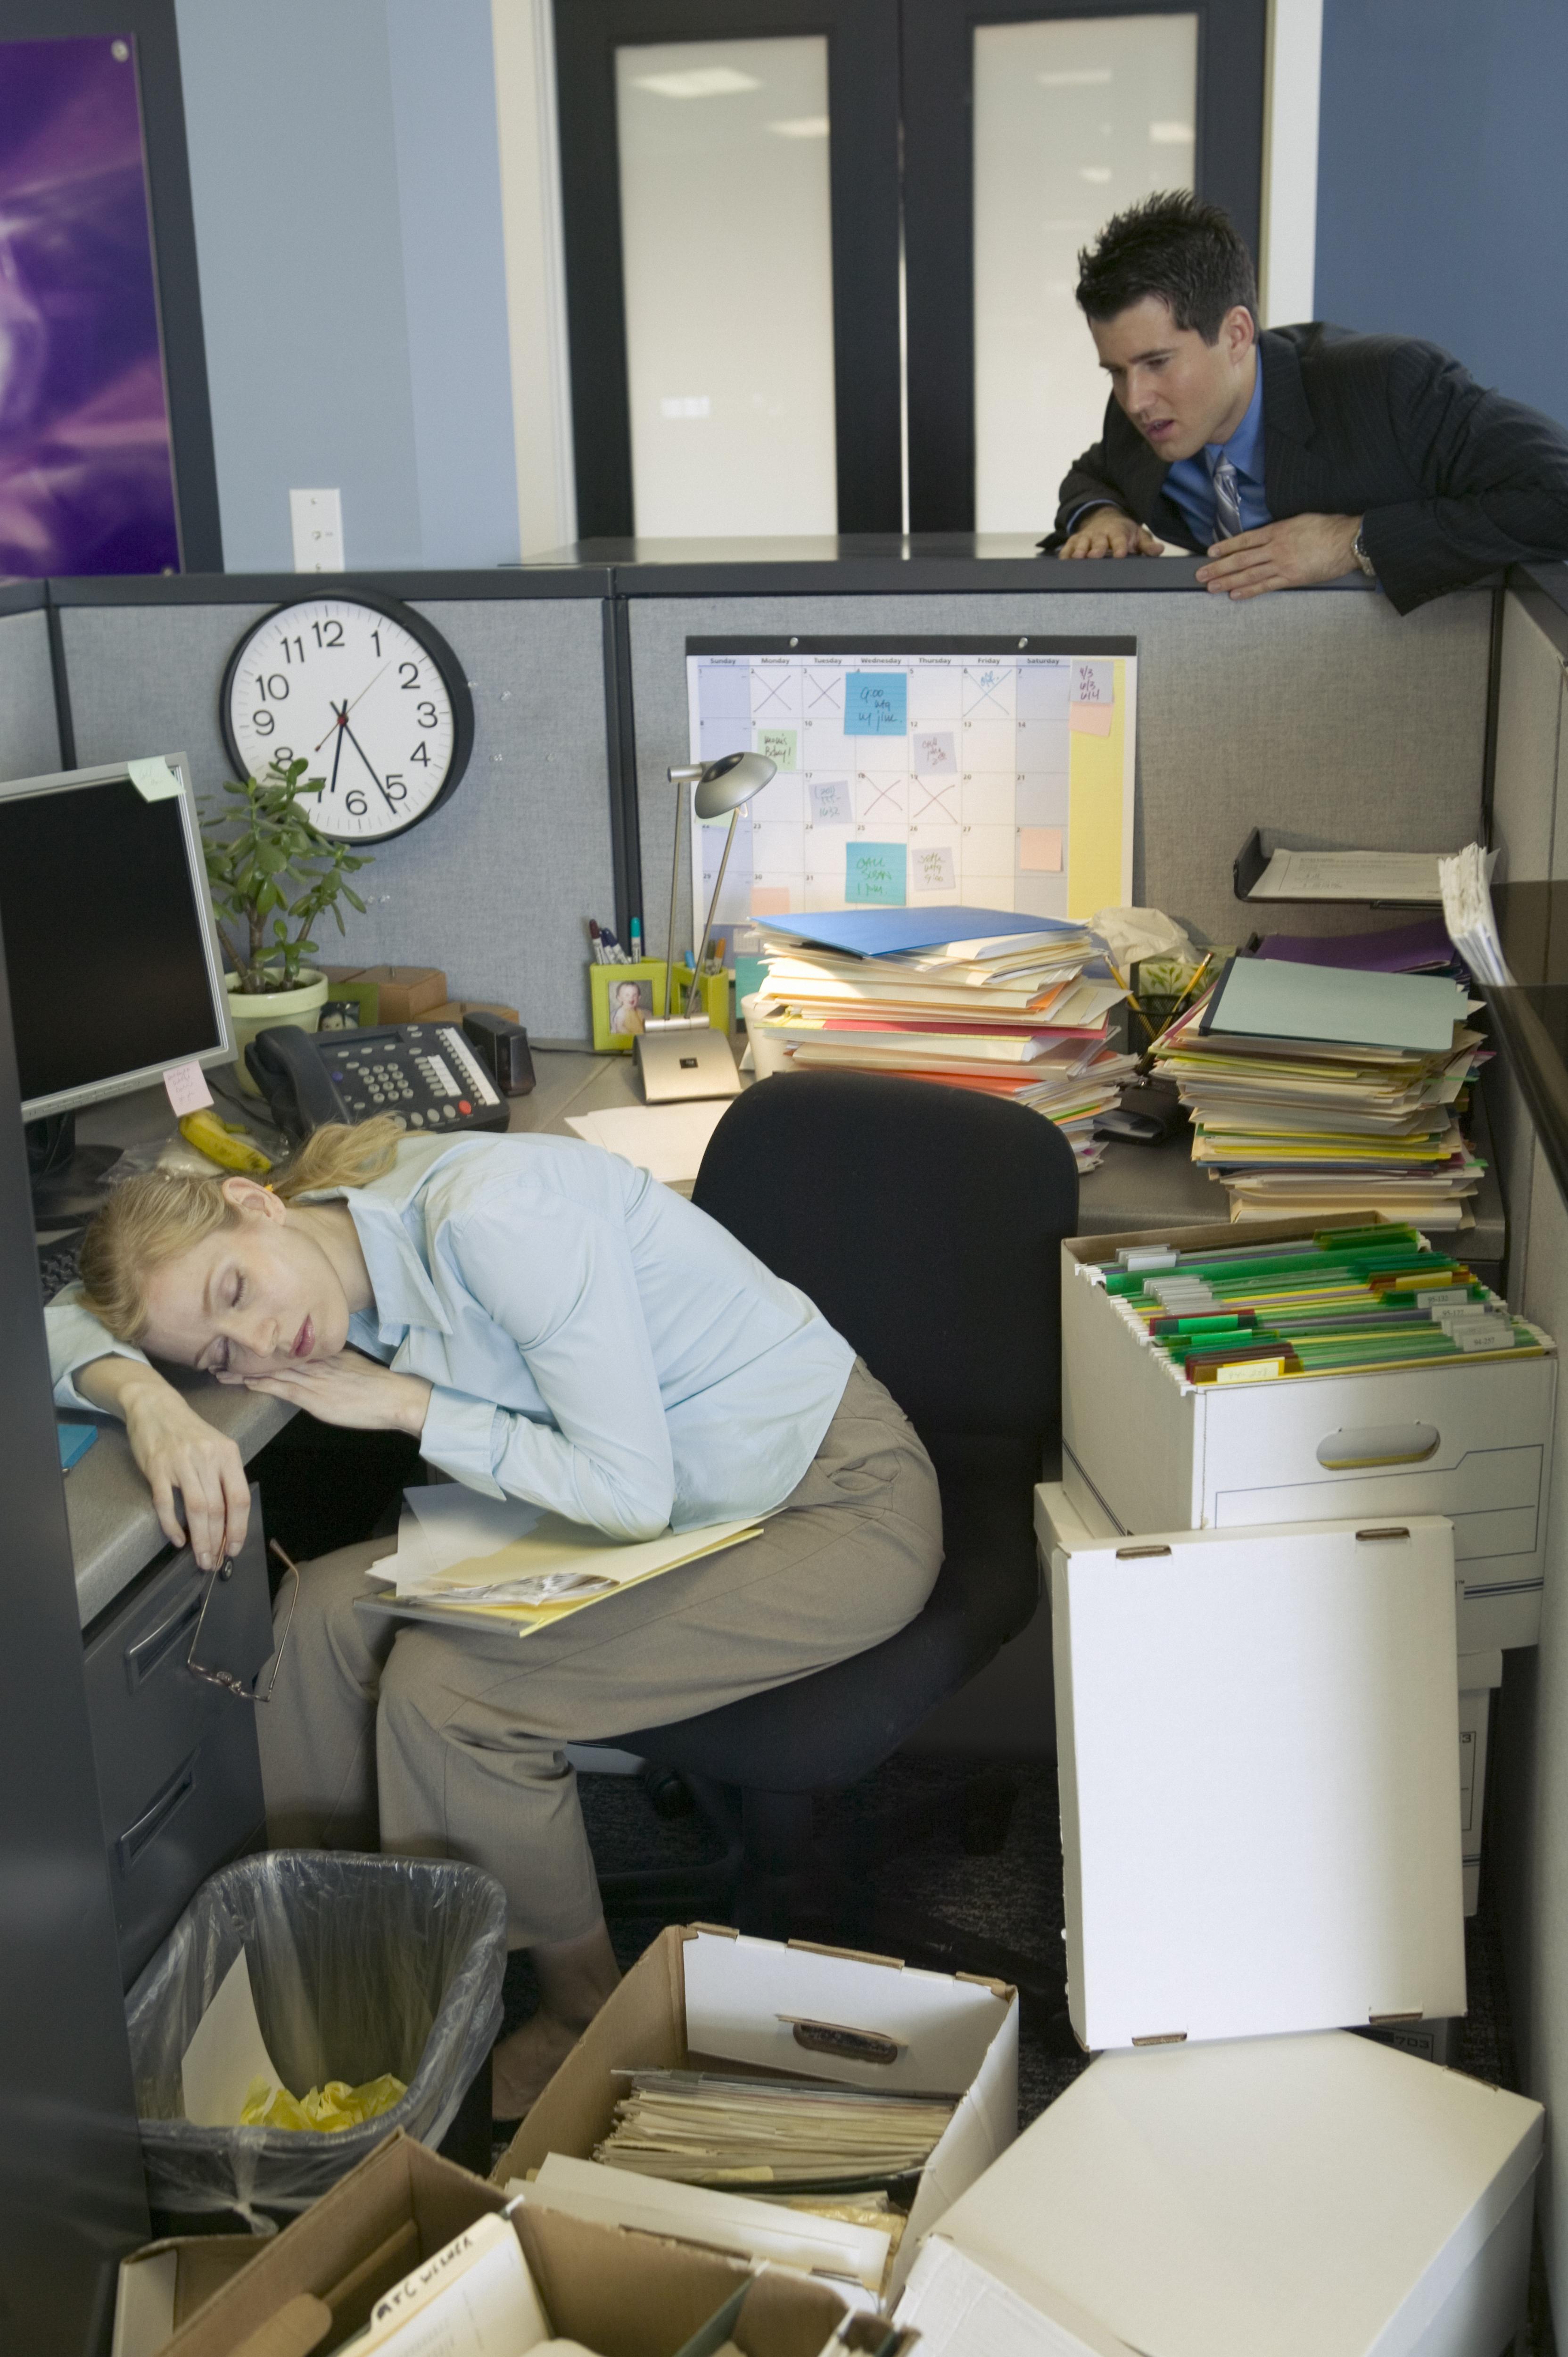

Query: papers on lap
[362,1487,761,1635]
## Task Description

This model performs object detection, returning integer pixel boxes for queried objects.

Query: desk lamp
[636,750,776,1104]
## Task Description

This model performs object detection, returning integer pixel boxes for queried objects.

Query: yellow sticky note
[1018,827,1063,874]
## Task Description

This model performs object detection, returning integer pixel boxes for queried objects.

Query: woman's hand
[76,1357,251,1569]
[236,1348,432,1437]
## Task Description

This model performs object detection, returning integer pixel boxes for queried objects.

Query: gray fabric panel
[1493,593,1567,884]
[0,609,63,782]
[627,589,1493,954]
[59,599,614,1042]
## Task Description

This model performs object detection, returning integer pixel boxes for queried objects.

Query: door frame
[901,0,1269,530]
[553,0,905,537]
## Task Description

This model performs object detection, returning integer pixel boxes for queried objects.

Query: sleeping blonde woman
[46,1117,942,2118]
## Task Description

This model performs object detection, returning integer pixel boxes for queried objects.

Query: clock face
[220,593,473,842]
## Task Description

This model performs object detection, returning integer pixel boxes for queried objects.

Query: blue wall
[1314,0,1568,421]
[175,0,518,571]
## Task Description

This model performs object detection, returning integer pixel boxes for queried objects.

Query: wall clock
[220,591,475,843]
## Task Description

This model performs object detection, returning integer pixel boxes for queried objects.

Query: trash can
[126,1851,508,2224]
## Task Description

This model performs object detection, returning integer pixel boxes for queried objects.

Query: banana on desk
[177,1109,272,1173]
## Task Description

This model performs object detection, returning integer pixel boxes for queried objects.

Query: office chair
[598,1071,1079,2013]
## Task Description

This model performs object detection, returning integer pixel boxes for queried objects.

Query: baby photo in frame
[590,960,667,1053]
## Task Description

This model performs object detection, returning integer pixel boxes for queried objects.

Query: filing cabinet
[83,1489,273,1986]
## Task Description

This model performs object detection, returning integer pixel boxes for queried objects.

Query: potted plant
[201,757,373,1093]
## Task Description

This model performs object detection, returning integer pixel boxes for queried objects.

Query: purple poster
[0,35,181,577]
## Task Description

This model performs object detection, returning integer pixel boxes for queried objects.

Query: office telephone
[246,1021,510,1142]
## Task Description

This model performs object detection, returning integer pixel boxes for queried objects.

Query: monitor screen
[0,768,228,1114]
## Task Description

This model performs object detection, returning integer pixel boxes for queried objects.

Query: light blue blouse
[47,1132,856,1540]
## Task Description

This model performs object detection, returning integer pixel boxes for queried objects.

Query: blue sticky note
[58,1422,98,1473]
[844,673,908,736]
[846,842,908,904]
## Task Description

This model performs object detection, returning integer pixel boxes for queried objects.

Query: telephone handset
[245,1021,510,1143]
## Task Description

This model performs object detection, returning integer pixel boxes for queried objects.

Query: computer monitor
[0,755,234,1123]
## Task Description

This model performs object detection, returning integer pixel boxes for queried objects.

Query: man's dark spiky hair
[1075,191,1258,342]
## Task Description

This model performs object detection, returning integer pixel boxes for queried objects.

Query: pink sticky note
[1018,827,1064,873]
[751,885,793,915]
[1068,701,1114,737]
[164,1061,214,1116]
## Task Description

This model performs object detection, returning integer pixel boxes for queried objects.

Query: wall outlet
[289,487,344,572]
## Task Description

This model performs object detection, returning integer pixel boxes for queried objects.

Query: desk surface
[64,1043,1507,1628]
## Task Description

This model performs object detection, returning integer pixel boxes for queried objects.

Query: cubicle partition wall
[0,554,1498,1044]
[0,584,63,784]
[42,573,617,1047]
[613,563,1495,959]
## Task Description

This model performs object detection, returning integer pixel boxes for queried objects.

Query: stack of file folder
[594,2069,956,2191]
[753,907,1135,1171]
[1149,953,1486,1226]
[1102,1224,1541,1384]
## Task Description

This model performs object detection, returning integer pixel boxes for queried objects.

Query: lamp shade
[693,750,775,820]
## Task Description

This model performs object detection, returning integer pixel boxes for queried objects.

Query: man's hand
[1057,508,1161,560]
[1196,513,1364,599]
[235,1348,432,1438]
[76,1357,250,1569]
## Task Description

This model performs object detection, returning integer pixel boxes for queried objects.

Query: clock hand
[313,661,391,751]
[325,708,346,797]
[344,721,398,813]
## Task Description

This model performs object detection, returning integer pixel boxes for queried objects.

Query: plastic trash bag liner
[126,1850,507,2221]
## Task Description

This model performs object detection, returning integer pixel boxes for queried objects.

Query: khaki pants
[257,1360,942,1946]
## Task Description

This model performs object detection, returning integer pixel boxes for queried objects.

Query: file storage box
[894,2031,1544,2357]
[494,1923,1018,2299]
[1051,1516,1466,2050]
[1036,1485,1501,1921]
[1062,1216,1557,1652]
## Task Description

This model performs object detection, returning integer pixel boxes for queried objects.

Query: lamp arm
[664,778,688,1022]
[689,806,742,1015]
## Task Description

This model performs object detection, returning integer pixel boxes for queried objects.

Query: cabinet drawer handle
[1317,1424,1440,1470]
[116,1753,197,1873]
[124,1583,204,1692]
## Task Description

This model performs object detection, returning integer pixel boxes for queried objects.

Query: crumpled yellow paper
[239,2071,405,2132]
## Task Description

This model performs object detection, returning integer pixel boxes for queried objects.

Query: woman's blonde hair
[77,1116,405,1342]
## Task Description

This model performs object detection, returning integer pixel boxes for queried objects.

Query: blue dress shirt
[1164,359,1272,549]
[48,1132,857,1541]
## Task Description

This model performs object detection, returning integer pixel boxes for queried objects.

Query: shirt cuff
[46,1297,153,1412]
[417,1385,507,1497]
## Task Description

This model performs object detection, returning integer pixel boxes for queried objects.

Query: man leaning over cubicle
[1044,190,1568,613]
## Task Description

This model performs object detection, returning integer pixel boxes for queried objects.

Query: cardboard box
[1038,1485,1502,1923]
[1052,1516,1467,2049]
[496,1924,1018,2299]
[1061,1217,1557,1652]
[117,2130,899,2357]
[357,966,448,1024]
[893,2030,1544,2357]
[111,2242,256,2357]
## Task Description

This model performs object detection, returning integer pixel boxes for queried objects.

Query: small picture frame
[590,960,667,1053]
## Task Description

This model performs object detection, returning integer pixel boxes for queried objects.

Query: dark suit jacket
[1045,323,1568,613]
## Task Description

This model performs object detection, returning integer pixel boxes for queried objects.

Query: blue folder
[58,1422,98,1473]
[763,906,1081,959]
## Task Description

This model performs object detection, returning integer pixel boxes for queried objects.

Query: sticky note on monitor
[1019,827,1064,873]
[128,756,182,802]
[845,842,908,904]
[163,1060,214,1116]
[844,673,908,736]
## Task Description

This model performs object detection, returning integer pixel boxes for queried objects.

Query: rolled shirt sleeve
[46,1289,152,1412]
[428,1195,677,1541]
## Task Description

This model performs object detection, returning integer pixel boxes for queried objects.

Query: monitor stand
[27,1113,121,1230]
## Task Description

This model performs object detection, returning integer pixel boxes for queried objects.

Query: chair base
[597,1775,1077,2049]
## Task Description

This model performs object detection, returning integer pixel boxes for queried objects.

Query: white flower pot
[225,970,329,1095]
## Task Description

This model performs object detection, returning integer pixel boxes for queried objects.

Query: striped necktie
[1212,455,1244,542]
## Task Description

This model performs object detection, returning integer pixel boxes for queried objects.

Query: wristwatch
[1351,525,1377,580]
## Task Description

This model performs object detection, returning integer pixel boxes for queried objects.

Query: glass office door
[902,0,1267,531]
[553,0,902,538]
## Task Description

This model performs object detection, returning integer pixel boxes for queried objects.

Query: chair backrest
[692,1072,1079,1448]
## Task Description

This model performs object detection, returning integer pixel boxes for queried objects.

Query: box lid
[915,2032,1543,2357]
[1053,1517,1467,2048]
